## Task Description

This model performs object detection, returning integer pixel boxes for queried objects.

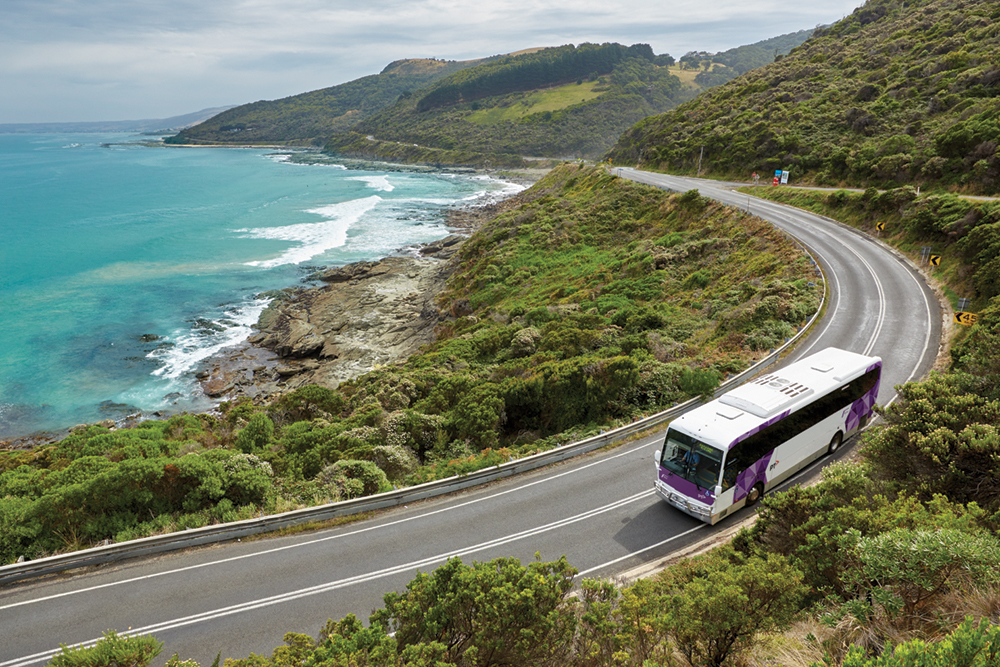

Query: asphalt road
[0,171,941,667]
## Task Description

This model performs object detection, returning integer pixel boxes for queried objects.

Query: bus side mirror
[714,485,723,497]
[653,448,662,464]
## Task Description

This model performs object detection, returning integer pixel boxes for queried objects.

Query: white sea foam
[147,297,271,382]
[348,175,394,191]
[264,153,347,169]
[462,178,524,205]
[239,195,382,268]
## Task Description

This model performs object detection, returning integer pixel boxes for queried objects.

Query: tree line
[415,43,655,112]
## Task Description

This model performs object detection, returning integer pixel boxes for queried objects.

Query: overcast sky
[2,0,865,124]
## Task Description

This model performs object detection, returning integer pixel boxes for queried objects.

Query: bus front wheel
[745,482,764,507]
[827,432,844,455]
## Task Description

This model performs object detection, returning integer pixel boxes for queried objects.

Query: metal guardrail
[0,196,826,587]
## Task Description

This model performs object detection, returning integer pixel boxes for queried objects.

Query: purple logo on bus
[846,361,881,431]
[734,452,774,502]
[729,409,788,502]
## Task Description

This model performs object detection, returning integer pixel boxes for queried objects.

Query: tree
[236,413,274,454]
[575,577,675,667]
[371,556,577,667]
[660,549,806,667]
[860,373,1000,514]
[951,295,1000,394]
[836,528,1000,631]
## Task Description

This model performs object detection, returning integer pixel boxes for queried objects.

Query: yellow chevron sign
[929,255,942,266]
[954,311,979,326]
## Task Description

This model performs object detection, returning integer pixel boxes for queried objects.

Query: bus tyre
[827,432,844,455]
[745,482,764,508]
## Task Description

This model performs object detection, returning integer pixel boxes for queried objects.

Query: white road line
[576,523,705,577]
[1,436,659,612]
[1,488,657,667]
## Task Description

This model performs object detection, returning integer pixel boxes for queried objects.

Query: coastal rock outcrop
[198,253,453,402]
[197,186,531,404]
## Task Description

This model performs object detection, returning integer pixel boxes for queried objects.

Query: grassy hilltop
[167,57,493,146]
[608,0,1000,194]
[330,43,687,161]
[169,32,815,162]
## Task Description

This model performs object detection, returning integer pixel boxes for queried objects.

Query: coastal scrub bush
[737,459,991,601]
[8,449,276,556]
[268,385,345,423]
[951,295,1000,397]
[218,451,275,507]
[575,577,675,667]
[959,223,1000,299]
[48,630,162,667]
[323,459,389,497]
[371,444,419,481]
[677,366,722,400]
[371,555,578,667]
[833,528,1000,633]
[447,382,506,449]
[0,496,42,564]
[838,617,1000,667]
[658,548,806,667]
[236,413,274,454]
[860,372,1000,514]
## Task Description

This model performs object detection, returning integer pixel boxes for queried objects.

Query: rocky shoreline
[194,192,529,406]
[0,174,537,451]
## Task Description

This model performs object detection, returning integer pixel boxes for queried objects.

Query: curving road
[0,171,941,667]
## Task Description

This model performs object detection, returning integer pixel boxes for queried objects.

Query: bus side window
[722,443,744,491]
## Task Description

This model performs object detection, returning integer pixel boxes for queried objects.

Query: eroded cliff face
[198,237,463,402]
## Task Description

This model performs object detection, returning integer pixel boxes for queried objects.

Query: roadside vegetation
[0,164,820,565]
[47,206,1000,663]
[744,185,1000,305]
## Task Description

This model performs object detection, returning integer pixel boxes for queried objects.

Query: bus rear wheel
[827,432,844,455]
[745,482,764,507]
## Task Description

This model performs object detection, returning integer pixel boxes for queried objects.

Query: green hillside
[679,27,817,88]
[608,0,1000,194]
[168,31,817,160]
[167,57,492,146]
[329,43,690,160]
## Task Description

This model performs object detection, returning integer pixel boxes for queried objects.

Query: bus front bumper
[655,480,714,522]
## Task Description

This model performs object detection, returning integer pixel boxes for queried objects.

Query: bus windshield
[660,428,724,490]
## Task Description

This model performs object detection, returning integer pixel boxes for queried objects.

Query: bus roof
[669,347,881,450]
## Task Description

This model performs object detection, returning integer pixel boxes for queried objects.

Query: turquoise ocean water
[0,133,517,439]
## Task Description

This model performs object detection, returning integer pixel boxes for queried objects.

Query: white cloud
[0,0,863,123]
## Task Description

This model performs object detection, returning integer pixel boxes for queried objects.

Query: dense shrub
[657,547,806,667]
[860,373,1000,517]
[48,630,162,667]
[371,556,578,667]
